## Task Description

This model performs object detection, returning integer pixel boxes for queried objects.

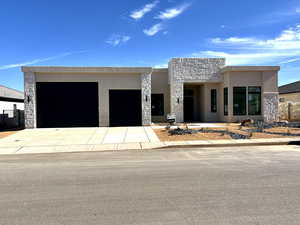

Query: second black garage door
[109,90,142,127]
[36,82,99,128]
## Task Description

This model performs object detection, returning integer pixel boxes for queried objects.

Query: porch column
[262,71,279,123]
[141,73,152,125]
[263,92,279,122]
[170,81,184,123]
[24,71,37,128]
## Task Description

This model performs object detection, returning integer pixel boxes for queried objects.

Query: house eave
[21,66,153,74]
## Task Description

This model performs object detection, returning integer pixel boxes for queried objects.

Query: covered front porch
[183,83,222,123]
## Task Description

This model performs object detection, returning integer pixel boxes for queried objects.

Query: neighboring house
[22,58,280,128]
[279,81,300,121]
[0,85,24,112]
[0,85,24,128]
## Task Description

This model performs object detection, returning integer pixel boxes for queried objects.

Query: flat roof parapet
[221,66,280,73]
[21,66,153,74]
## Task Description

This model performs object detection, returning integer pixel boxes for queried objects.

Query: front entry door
[184,89,194,122]
[184,96,194,122]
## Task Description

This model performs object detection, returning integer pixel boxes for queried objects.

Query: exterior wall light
[26,95,32,103]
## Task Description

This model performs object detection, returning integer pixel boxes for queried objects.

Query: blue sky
[1,0,300,91]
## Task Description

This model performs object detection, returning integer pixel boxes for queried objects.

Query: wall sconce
[145,95,148,102]
[177,98,180,104]
[26,95,32,103]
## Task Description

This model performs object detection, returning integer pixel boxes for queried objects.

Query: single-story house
[279,81,300,102]
[0,85,24,112]
[22,58,280,128]
[0,85,24,128]
[278,80,300,121]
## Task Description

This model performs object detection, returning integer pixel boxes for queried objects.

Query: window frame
[233,87,247,116]
[211,89,217,113]
[224,87,228,116]
[248,86,261,116]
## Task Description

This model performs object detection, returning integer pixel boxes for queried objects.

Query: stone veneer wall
[169,58,225,122]
[24,72,36,128]
[141,73,151,125]
[263,93,279,122]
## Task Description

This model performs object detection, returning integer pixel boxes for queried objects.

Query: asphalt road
[1,145,300,225]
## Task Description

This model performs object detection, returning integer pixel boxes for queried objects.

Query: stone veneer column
[170,82,184,122]
[141,73,151,125]
[263,92,279,122]
[24,71,37,128]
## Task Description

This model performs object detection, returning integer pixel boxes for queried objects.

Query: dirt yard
[0,130,20,139]
[154,125,300,142]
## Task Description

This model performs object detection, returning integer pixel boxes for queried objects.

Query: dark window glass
[233,87,247,115]
[151,94,164,116]
[248,86,261,115]
[224,88,228,116]
[211,89,217,112]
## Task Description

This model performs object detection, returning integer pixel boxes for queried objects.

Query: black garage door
[109,90,142,127]
[36,82,99,128]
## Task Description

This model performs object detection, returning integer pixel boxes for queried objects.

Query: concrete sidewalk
[0,127,299,155]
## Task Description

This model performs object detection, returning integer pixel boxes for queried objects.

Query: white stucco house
[22,58,280,128]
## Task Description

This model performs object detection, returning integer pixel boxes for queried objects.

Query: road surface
[1,145,300,225]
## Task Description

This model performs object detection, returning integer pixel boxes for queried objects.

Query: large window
[211,89,217,112]
[224,88,228,116]
[233,87,247,115]
[248,86,261,115]
[151,94,164,116]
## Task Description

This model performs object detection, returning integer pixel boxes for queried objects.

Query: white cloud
[211,37,258,45]
[106,35,131,46]
[196,24,300,65]
[297,8,300,13]
[279,57,300,64]
[0,51,87,70]
[154,63,168,68]
[130,1,159,20]
[155,3,190,20]
[143,23,164,36]
[193,51,297,65]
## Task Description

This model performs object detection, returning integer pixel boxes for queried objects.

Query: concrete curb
[159,139,300,150]
[0,138,299,155]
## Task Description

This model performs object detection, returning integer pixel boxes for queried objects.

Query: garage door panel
[36,82,99,128]
[109,90,142,127]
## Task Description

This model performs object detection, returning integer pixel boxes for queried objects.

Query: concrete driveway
[0,127,160,154]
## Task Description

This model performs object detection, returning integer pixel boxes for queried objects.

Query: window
[211,89,217,112]
[248,86,261,115]
[279,98,285,102]
[151,94,164,116]
[233,87,247,115]
[224,88,228,116]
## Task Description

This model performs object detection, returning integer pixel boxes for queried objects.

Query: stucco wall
[279,92,300,121]
[226,71,264,122]
[0,101,24,112]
